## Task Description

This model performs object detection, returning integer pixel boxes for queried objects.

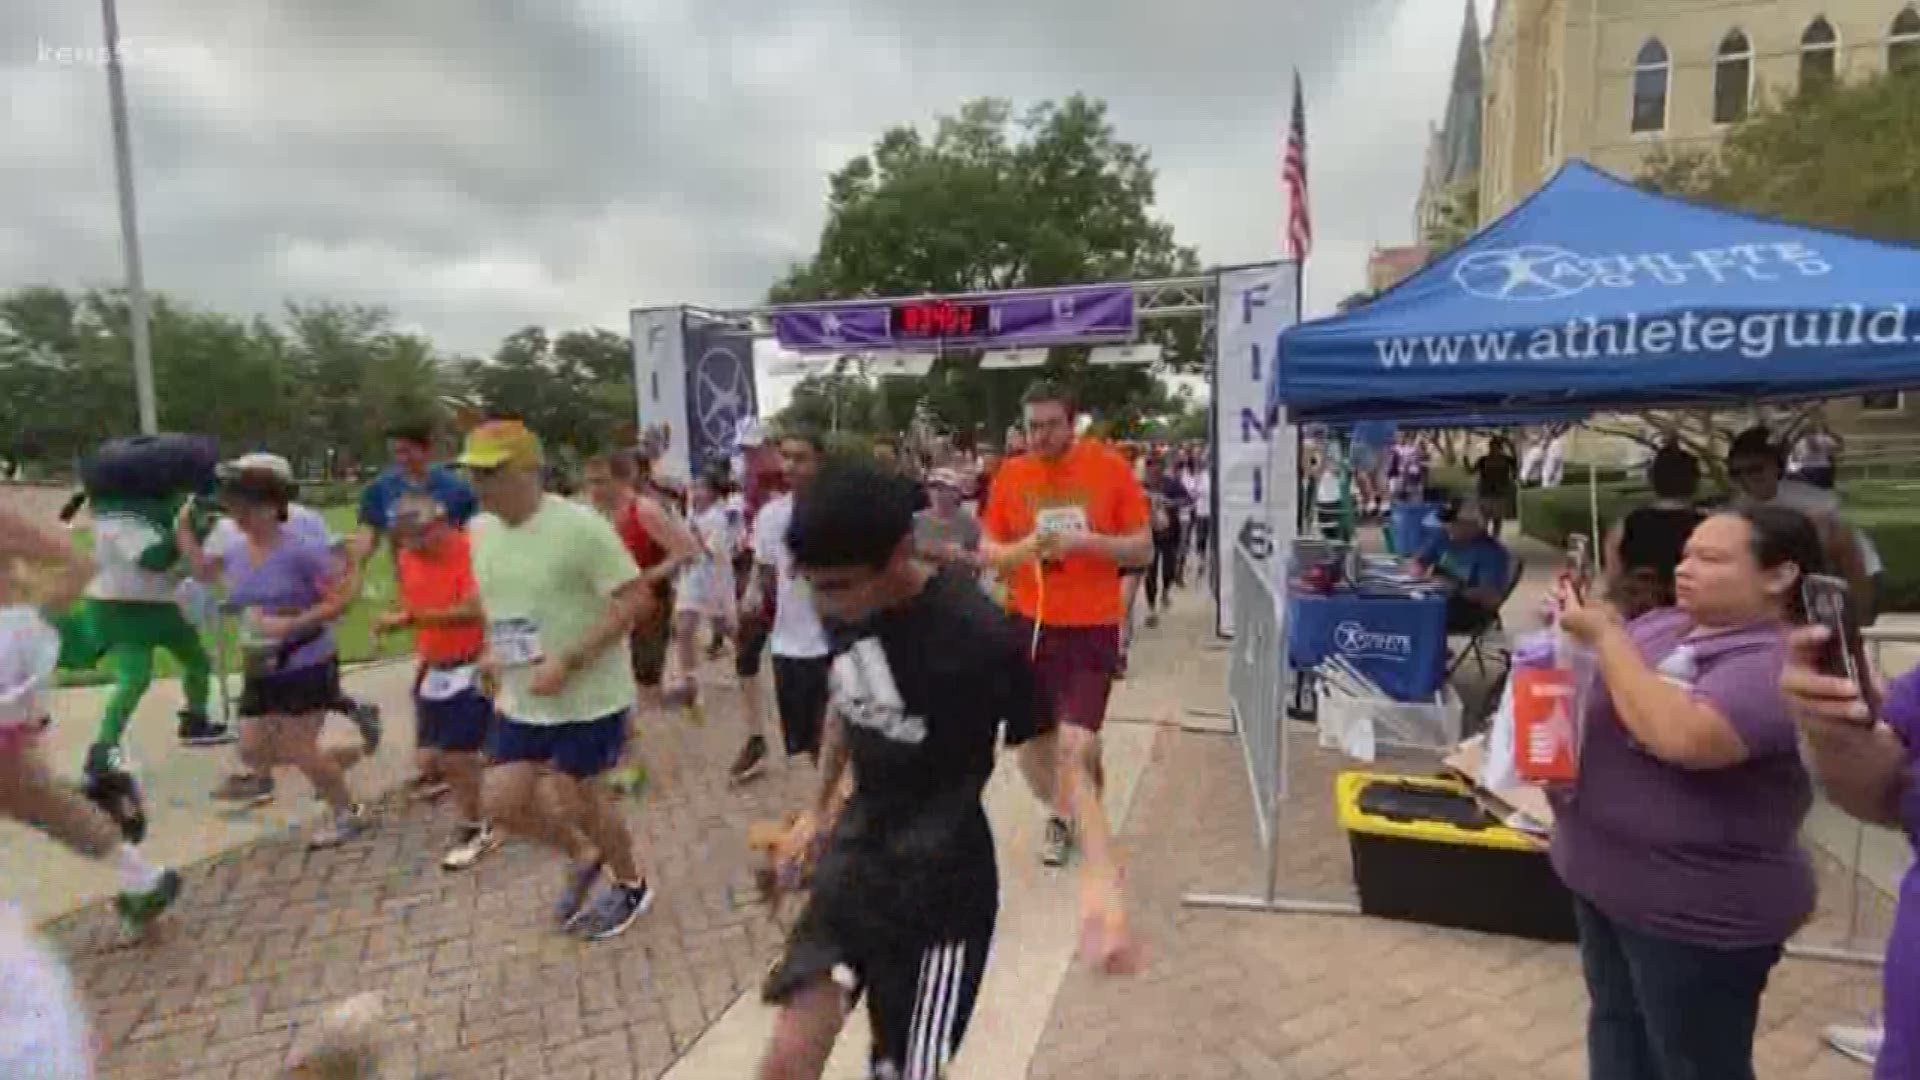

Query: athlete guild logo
[1333,620,1412,659]
[1453,246,1595,302]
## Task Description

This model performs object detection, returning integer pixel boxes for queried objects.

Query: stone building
[1480,0,1920,222]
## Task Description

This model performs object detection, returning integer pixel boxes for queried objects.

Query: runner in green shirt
[461,419,659,942]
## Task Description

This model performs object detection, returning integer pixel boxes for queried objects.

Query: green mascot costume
[56,435,228,838]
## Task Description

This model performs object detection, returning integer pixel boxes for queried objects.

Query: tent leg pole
[1588,452,1599,550]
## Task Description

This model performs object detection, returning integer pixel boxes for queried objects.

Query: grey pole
[101,0,158,435]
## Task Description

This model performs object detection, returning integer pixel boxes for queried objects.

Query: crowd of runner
[0,382,1205,1078]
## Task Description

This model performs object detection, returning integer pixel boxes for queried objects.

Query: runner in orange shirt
[375,493,498,871]
[982,381,1152,885]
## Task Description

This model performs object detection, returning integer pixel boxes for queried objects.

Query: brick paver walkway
[1027,619,1892,1080]
[50,677,810,1080]
[35,566,1903,1079]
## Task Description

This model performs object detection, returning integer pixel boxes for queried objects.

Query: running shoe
[576,879,656,941]
[440,822,500,871]
[115,867,181,938]
[1042,816,1075,867]
[1145,610,1160,630]
[210,772,276,806]
[346,699,383,753]
[308,804,370,850]
[177,711,237,747]
[706,635,727,661]
[82,744,148,843]
[1823,1023,1882,1065]
[728,735,768,784]
[554,860,604,929]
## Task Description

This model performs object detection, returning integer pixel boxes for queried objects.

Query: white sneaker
[1824,1023,1882,1065]
[440,823,499,871]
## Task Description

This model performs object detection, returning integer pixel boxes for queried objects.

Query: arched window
[1631,38,1669,133]
[1801,17,1838,91]
[1714,30,1753,124]
[1893,6,1920,72]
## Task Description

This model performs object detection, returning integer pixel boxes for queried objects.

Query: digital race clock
[889,299,992,339]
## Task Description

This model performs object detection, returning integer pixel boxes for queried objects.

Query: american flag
[1284,69,1311,262]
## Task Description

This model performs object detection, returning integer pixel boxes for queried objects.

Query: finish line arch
[629,262,1298,631]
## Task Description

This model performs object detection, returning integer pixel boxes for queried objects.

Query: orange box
[1512,666,1579,783]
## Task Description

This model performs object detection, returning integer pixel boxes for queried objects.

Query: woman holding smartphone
[1552,506,1823,1080]
[1782,624,1920,1078]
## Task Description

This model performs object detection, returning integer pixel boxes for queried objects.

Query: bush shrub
[1521,480,1920,614]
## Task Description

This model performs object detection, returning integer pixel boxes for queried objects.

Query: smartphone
[1565,535,1592,602]
[1801,574,1882,723]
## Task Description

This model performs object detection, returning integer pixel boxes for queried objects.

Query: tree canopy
[0,285,632,477]
[770,96,1203,443]
[1639,66,1920,242]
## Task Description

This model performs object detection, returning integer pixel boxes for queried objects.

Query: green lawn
[58,505,413,687]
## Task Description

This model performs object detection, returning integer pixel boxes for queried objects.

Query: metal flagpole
[101,0,158,435]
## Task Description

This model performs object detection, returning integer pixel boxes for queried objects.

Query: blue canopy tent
[1271,160,1920,424]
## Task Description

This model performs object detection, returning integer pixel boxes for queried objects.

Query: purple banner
[771,284,1137,353]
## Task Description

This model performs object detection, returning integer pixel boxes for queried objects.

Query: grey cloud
[3,0,1468,357]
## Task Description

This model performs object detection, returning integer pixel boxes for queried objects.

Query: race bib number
[1034,506,1090,537]
[419,664,478,701]
[488,618,545,668]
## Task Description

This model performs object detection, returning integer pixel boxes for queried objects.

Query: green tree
[1638,67,1920,241]
[1421,179,1479,257]
[463,326,634,457]
[771,96,1203,441]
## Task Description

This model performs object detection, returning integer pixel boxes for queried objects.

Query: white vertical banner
[630,306,691,482]
[1213,263,1299,636]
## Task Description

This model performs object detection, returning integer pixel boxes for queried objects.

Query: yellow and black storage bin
[1336,771,1577,944]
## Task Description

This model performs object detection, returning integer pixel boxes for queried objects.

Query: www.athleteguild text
[1375,304,1914,369]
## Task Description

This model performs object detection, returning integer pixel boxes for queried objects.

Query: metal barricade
[1185,541,1361,916]
[1224,541,1280,846]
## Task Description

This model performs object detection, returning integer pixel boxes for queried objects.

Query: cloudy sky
[5,0,1482,385]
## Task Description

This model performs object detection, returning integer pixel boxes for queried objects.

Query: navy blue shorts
[415,688,494,754]
[487,710,628,779]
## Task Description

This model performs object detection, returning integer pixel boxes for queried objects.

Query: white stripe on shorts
[905,940,964,1080]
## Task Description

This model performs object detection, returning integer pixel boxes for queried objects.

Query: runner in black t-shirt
[758,459,1135,1080]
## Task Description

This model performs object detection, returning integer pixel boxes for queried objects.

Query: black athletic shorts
[239,659,341,718]
[735,617,771,679]
[772,655,829,757]
[765,889,993,1080]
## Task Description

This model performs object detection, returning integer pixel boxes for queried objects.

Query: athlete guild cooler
[1336,771,1577,943]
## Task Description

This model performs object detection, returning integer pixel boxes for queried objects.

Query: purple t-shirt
[1871,671,1920,1079]
[1549,608,1814,948]
[219,530,338,671]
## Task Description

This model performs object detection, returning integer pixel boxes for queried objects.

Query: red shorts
[1011,619,1119,733]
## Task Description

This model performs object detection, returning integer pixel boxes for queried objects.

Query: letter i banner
[1511,667,1578,783]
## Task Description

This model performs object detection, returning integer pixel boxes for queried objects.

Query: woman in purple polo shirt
[176,465,368,849]
[1555,505,1824,1080]
[1782,626,1920,1078]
